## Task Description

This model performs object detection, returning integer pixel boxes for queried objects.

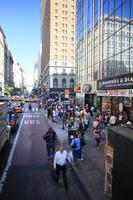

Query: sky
[0,0,41,89]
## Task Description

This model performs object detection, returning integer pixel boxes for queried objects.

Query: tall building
[76,0,133,119]
[0,26,6,95]
[41,0,76,98]
[33,61,39,89]
[6,49,14,87]
[13,59,23,90]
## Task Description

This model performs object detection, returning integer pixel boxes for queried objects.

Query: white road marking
[36,119,40,124]
[0,114,25,193]
[22,108,39,112]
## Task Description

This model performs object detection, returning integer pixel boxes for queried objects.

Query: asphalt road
[0,102,87,200]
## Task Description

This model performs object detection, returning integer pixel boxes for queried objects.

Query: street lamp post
[62,110,65,130]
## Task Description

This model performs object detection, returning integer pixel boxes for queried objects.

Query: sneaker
[80,158,83,161]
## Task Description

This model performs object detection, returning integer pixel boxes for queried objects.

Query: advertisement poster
[65,89,69,99]
[74,84,81,93]
[104,144,114,198]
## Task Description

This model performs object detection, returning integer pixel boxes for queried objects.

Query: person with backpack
[43,127,57,159]
[71,134,81,164]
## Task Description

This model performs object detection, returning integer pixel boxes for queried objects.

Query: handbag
[43,134,48,141]
[51,169,58,182]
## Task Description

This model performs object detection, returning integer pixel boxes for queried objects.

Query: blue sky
[0,0,41,87]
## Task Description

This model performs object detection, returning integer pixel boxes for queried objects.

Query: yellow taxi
[24,98,34,102]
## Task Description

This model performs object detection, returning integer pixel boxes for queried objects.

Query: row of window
[53,77,74,89]
[54,54,74,60]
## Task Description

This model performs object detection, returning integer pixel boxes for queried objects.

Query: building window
[71,37,74,41]
[55,22,58,27]
[62,78,66,88]
[55,16,58,20]
[55,3,58,8]
[63,69,66,73]
[55,9,58,14]
[53,78,58,88]
[70,79,74,89]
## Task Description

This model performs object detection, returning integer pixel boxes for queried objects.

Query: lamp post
[62,109,65,130]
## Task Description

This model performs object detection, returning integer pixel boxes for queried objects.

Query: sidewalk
[43,111,106,200]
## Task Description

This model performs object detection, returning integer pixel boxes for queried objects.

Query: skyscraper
[76,0,133,118]
[41,0,76,98]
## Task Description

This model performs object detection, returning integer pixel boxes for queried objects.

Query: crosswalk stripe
[22,107,40,112]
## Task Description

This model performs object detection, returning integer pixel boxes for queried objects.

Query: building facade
[33,61,39,89]
[76,0,133,118]
[13,59,23,90]
[41,0,76,98]
[0,26,6,95]
[5,49,14,87]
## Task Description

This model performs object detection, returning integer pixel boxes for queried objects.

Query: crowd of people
[41,97,131,190]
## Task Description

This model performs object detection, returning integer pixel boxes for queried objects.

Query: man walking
[53,145,68,190]
[44,127,57,159]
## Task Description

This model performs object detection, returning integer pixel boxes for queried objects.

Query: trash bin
[68,128,76,144]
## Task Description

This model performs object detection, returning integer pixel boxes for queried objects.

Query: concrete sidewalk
[43,111,106,200]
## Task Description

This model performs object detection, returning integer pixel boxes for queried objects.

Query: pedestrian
[53,145,69,190]
[43,127,57,159]
[79,118,86,144]
[94,126,101,150]
[71,134,81,163]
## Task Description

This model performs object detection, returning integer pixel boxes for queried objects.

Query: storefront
[97,73,133,121]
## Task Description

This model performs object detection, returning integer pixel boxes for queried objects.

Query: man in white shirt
[53,145,68,190]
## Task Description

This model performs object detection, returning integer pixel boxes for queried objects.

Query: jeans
[46,143,55,157]
[72,149,80,162]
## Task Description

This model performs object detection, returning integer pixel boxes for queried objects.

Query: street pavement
[0,104,87,200]
[44,111,106,200]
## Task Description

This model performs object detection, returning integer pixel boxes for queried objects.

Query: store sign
[97,89,133,97]
[74,84,81,93]
[65,89,69,98]
[97,73,133,90]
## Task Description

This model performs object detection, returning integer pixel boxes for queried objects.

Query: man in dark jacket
[44,127,57,159]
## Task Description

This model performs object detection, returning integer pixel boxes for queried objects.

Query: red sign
[65,90,69,98]
[65,90,69,95]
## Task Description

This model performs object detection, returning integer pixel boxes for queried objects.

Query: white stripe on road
[25,108,28,112]
[0,114,25,193]
[32,108,35,112]
[36,108,38,111]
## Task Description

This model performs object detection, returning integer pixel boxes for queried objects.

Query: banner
[74,84,81,93]
[104,144,114,198]
[97,89,133,97]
